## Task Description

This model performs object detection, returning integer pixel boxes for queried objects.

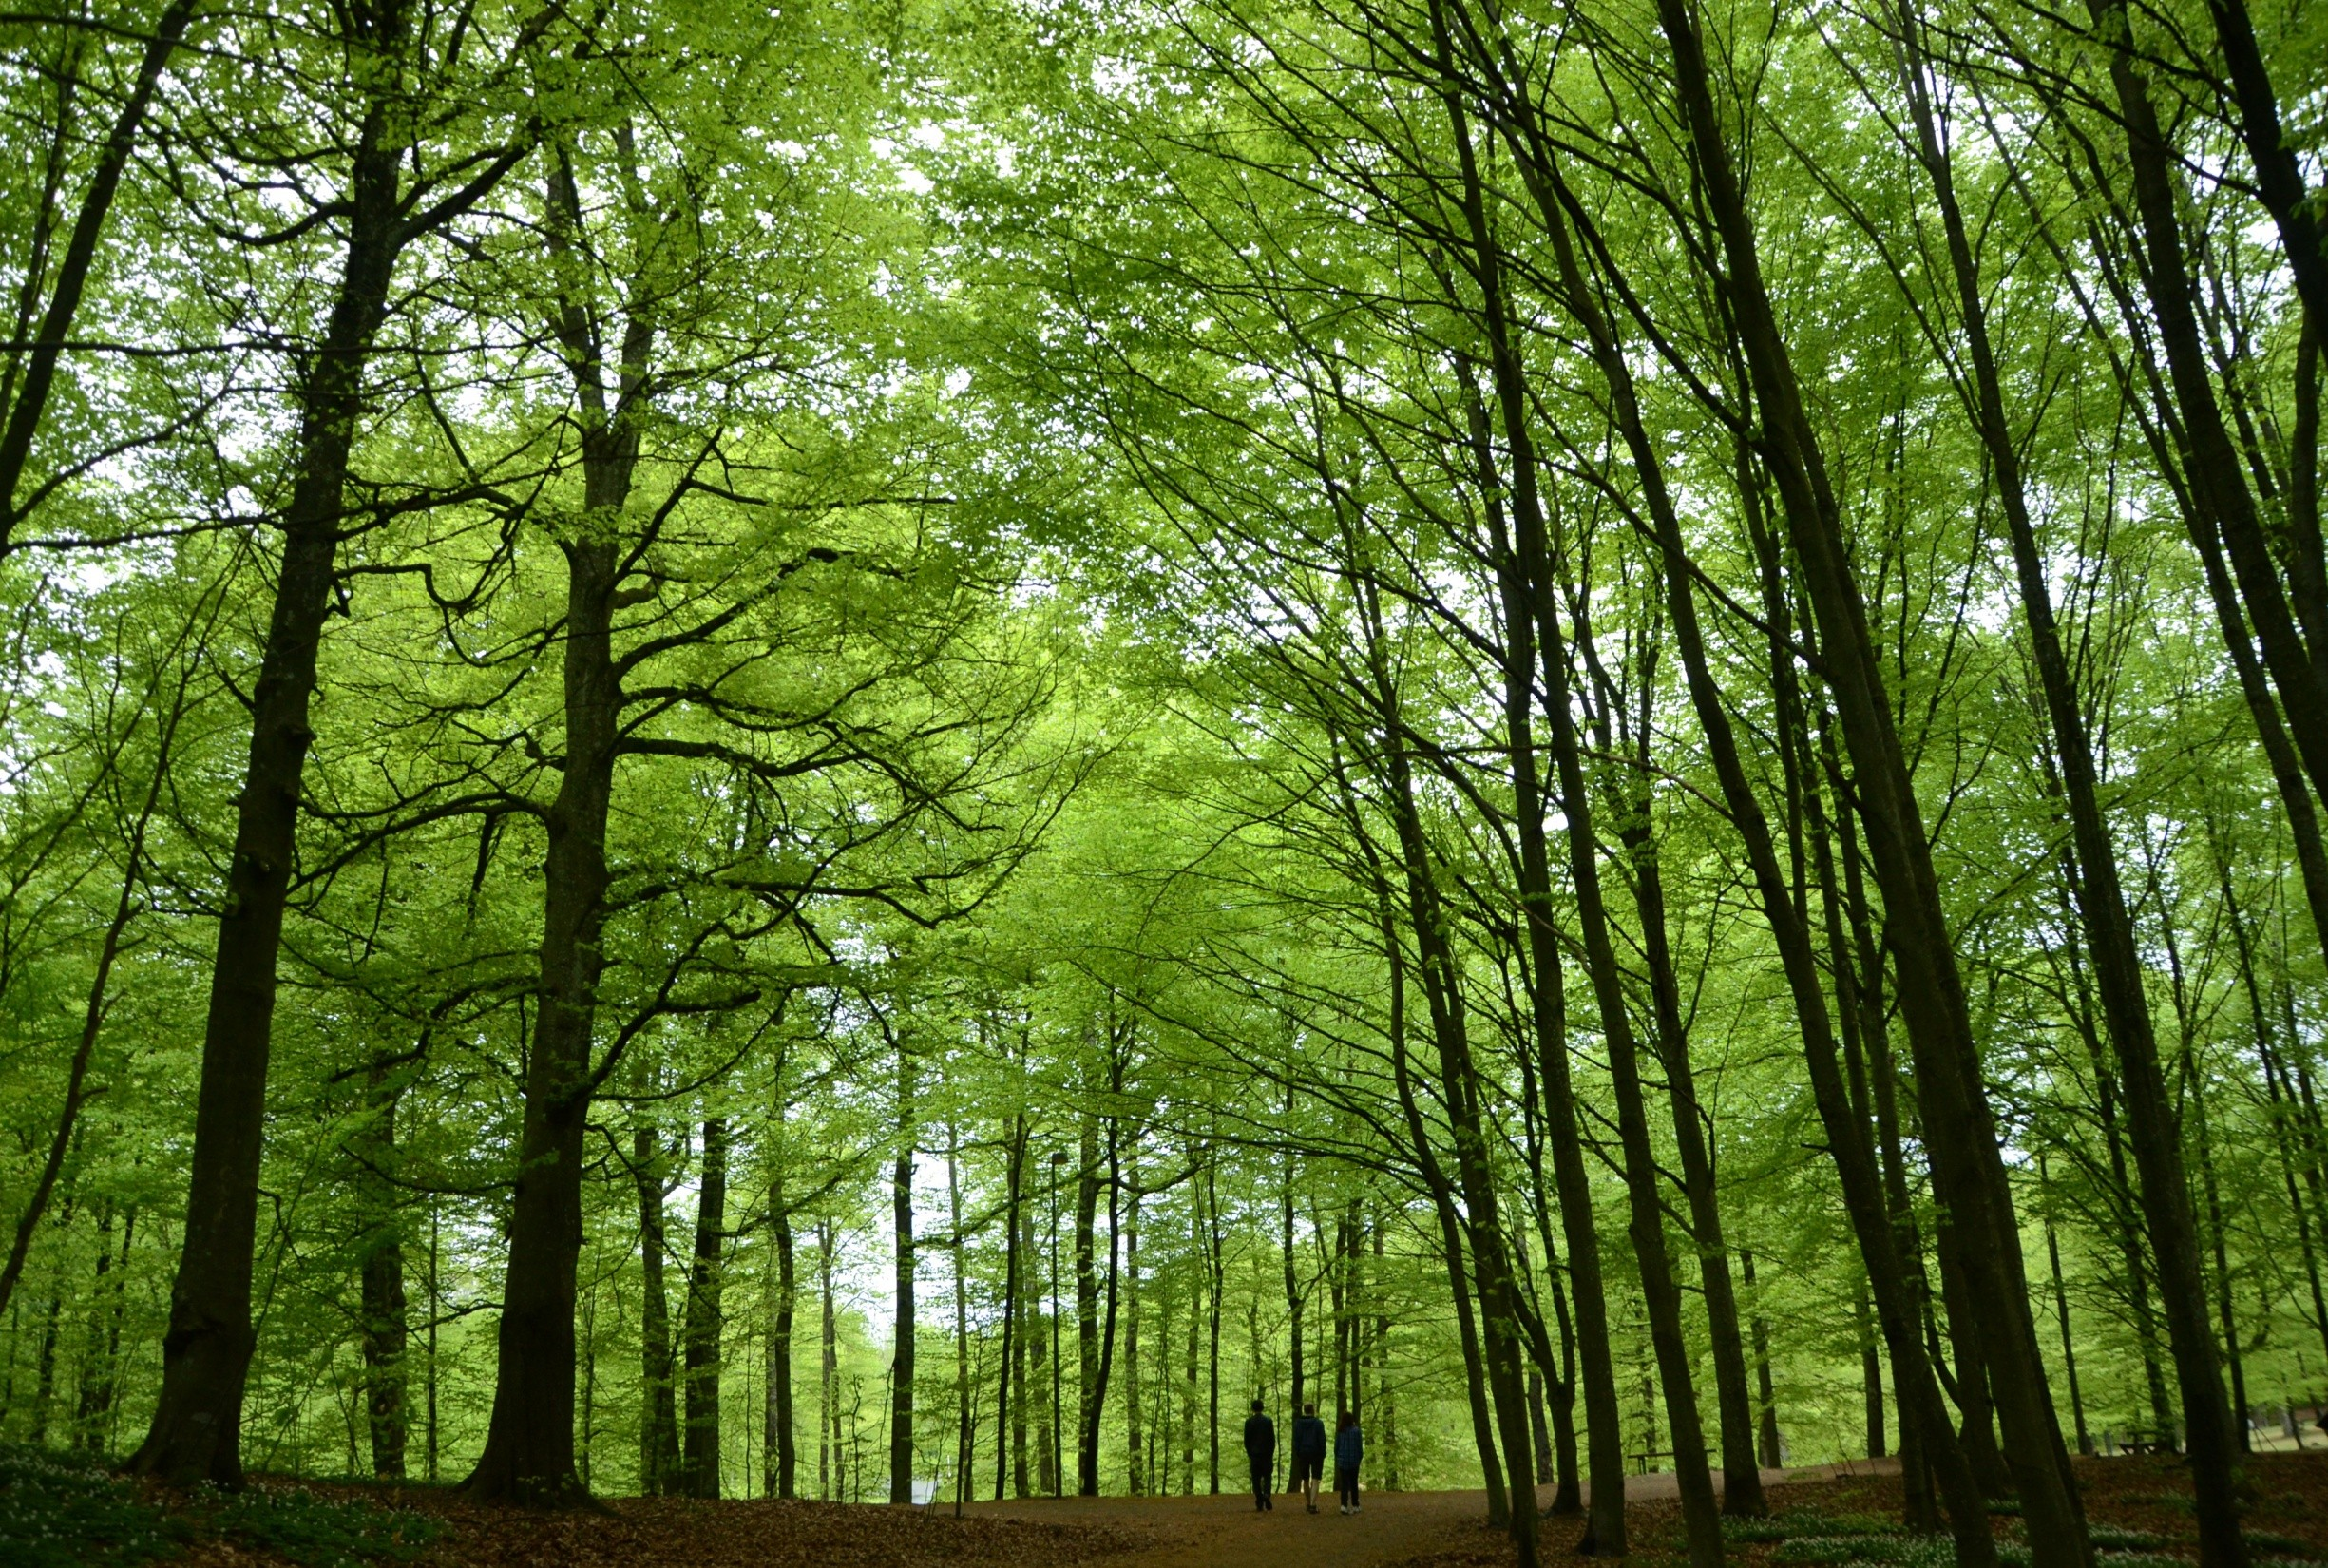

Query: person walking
[1333,1409,1363,1514]
[1243,1398,1277,1511]
[1290,1402,1327,1513]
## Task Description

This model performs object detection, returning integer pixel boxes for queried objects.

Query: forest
[2,0,2326,1566]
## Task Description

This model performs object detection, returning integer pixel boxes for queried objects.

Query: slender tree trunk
[131,51,410,1486]
[1424,72,1623,1550]
[819,1220,836,1500]
[1473,54,1994,1556]
[681,1117,727,1499]
[2040,1159,2094,1457]
[950,1125,972,1514]
[890,1049,917,1504]
[1080,1111,1125,1496]
[769,1191,796,1497]
[1383,904,1509,1528]
[1282,1126,1303,1424]
[1075,1110,1100,1496]
[998,1115,1023,1501]
[1185,1210,1200,1494]
[1647,4,2086,1558]
[357,1071,409,1481]
[1857,1280,1885,1460]
[1359,620,1535,1560]
[1899,13,2242,1555]
[1126,1167,1144,1494]
[633,1124,678,1495]
[1207,1154,1224,1494]
[1744,1251,1783,1470]
[0,679,179,1323]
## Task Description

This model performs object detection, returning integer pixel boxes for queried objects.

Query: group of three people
[1240,1398,1364,1515]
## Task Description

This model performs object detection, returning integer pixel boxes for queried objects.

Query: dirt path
[968,1485,1527,1568]
[964,1463,1896,1568]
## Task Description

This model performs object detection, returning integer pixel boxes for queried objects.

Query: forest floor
[12,1444,2328,1568]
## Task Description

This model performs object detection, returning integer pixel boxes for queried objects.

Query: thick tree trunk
[464,133,653,1502]
[130,68,407,1489]
[680,1117,726,1498]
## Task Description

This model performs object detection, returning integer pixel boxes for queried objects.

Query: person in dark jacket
[1290,1402,1328,1513]
[1333,1409,1364,1514]
[1243,1399,1277,1510]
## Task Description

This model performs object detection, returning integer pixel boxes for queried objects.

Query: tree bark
[357,1071,409,1481]
[130,39,410,1485]
[1472,54,1996,1558]
[1646,4,2086,1558]
[1899,9,2242,1552]
[768,1186,796,1497]
[463,126,653,1504]
[889,1049,917,1504]
[681,1116,727,1498]
[633,1123,679,1495]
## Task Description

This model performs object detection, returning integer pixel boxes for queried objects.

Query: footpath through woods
[12,1444,2328,1568]
[968,1464,1865,1568]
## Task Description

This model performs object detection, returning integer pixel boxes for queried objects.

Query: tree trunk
[1421,59,1625,1550]
[889,1050,917,1504]
[130,58,409,1487]
[1125,1167,1143,1493]
[681,1116,726,1499]
[357,1071,409,1481]
[769,1192,796,1497]
[1282,1129,1303,1423]
[1075,1111,1099,1495]
[1080,1112,1125,1497]
[2040,1161,2094,1457]
[1472,55,1995,1557]
[819,1220,836,1499]
[1898,11,2242,1553]
[1744,1251,1783,1470]
[998,1115,1023,1501]
[1360,613,1535,1559]
[1383,904,1509,1527]
[633,1124,679,1494]
[463,129,651,1500]
[1646,4,2086,1558]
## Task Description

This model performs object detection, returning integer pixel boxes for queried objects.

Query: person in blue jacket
[1333,1409,1364,1514]
[1242,1398,1276,1511]
[1290,1402,1328,1512]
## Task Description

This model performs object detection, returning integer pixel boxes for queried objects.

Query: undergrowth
[0,1444,440,1568]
